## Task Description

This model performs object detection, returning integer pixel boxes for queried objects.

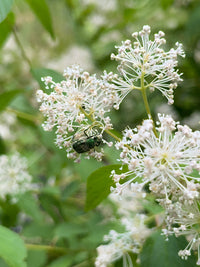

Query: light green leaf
[0,89,23,112]
[140,230,197,267]
[23,0,54,38]
[0,225,27,267]
[85,164,128,211]
[47,255,74,267]
[0,0,13,23]
[27,250,47,267]
[17,192,44,223]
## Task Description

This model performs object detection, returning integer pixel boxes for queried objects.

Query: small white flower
[108,25,185,105]
[113,114,200,201]
[36,65,119,160]
[0,153,33,202]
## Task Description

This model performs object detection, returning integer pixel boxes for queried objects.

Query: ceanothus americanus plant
[37,25,200,266]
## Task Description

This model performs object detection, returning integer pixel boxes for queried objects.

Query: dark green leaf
[0,13,15,48]
[54,222,88,239]
[23,224,54,240]
[140,230,197,267]
[160,0,173,9]
[23,0,54,38]
[31,68,63,91]
[0,225,27,267]
[0,0,13,23]
[0,137,6,155]
[0,201,19,227]
[0,90,23,112]
[185,5,200,44]
[85,164,128,211]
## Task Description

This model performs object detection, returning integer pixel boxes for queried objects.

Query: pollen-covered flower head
[0,153,33,202]
[113,114,200,201]
[36,65,118,160]
[109,25,185,105]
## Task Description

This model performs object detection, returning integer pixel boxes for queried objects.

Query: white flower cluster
[36,65,119,161]
[95,186,151,267]
[162,200,200,265]
[113,114,200,202]
[0,153,33,202]
[95,230,136,267]
[112,114,200,263]
[109,25,185,105]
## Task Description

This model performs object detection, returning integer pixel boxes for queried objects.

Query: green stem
[140,72,152,118]
[140,72,158,137]
[6,107,41,124]
[26,244,67,255]
[79,107,121,142]
[12,25,32,69]
[104,129,121,142]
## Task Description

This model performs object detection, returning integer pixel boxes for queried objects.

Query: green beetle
[72,135,102,153]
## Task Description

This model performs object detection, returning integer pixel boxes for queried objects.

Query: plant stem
[140,72,158,137]
[79,107,121,142]
[26,244,67,255]
[104,129,121,142]
[140,72,152,118]
[12,25,32,69]
[6,107,40,124]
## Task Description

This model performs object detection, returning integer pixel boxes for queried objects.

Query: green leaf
[48,255,73,267]
[17,192,44,223]
[0,225,27,267]
[0,12,15,48]
[73,157,103,181]
[160,0,173,9]
[31,68,63,91]
[0,89,23,112]
[54,222,88,240]
[0,258,9,267]
[85,164,128,211]
[185,5,200,44]
[0,137,6,155]
[0,0,13,23]
[23,0,54,38]
[140,230,197,267]
[23,224,54,240]
[27,250,47,267]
